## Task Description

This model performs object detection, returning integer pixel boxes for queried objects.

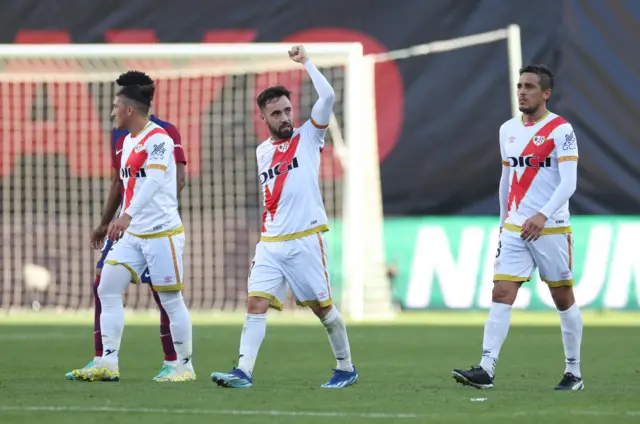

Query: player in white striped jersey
[72,82,194,383]
[453,65,584,391]
[210,45,358,389]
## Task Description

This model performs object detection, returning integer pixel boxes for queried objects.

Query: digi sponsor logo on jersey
[259,157,300,185]
[507,156,552,168]
[121,167,147,178]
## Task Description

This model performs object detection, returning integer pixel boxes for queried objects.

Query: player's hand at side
[288,45,308,64]
[107,214,132,242]
[520,212,547,242]
[90,224,109,250]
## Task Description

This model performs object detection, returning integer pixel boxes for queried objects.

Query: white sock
[479,302,512,377]
[238,313,267,376]
[96,264,131,366]
[320,307,353,372]
[157,292,193,366]
[98,293,124,365]
[559,303,582,378]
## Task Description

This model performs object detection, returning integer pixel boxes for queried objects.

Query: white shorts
[104,230,185,292]
[493,227,574,287]
[248,232,332,311]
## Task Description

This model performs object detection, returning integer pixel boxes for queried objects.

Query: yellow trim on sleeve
[310,118,329,129]
[147,164,167,171]
[261,224,329,242]
[558,156,578,163]
[501,160,510,166]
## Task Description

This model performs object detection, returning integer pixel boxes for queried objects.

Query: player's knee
[97,264,131,298]
[549,285,575,311]
[156,290,183,306]
[247,296,270,314]
[492,281,520,305]
[310,304,332,319]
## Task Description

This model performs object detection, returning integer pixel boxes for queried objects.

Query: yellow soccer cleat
[71,358,120,382]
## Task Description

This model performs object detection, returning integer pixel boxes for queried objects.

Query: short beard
[271,124,293,140]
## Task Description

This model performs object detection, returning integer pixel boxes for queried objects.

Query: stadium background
[2,2,640,423]
[1,0,639,313]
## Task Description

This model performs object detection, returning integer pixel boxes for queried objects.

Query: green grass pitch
[1,311,639,424]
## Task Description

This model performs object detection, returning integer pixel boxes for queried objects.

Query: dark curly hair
[116,70,155,114]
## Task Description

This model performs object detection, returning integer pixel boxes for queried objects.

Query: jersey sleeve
[499,124,508,166]
[302,120,328,149]
[554,123,579,162]
[304,60,334,146]
[498,124,510,226]
[164,124,187,165]
[111,129,119,170]
[145,133,174,172]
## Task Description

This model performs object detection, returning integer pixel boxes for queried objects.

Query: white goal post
[0,25,521,320]
[0,42,390,320]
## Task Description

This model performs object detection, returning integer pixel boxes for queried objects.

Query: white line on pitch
[0,406,419,419]
[1,406,639,419]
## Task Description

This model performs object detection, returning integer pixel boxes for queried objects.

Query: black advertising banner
[0,0,637,216]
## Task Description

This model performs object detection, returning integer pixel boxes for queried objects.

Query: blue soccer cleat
[321,366,358,388]
[211,368,253,388]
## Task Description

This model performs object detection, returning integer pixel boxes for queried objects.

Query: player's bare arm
[289,45,335,127]
[176,163,185,197]
[91,168,122,249]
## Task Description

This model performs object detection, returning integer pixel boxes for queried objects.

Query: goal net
[0,43,390,320]
[0,26,522,320]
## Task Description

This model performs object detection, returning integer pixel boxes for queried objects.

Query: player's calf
[210,296,269,387]
[312,304,358,388]
[150,285,179,381]
[65,271,103,381]
[453,281,517,388]
[549,285,583,389]
[155,291,194,372]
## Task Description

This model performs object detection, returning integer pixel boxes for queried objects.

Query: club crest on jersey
[259,157,299,185]
[533,136,546,146]
[134,144,145,153]
[276,142,290,153]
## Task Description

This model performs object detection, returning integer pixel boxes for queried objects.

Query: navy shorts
[96,238,151,284]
